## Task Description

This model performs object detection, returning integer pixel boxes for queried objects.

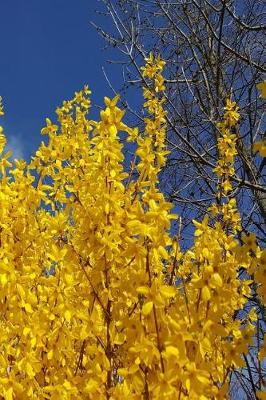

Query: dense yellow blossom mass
[0,56,265,399]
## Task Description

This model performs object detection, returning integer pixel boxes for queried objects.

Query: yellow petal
[108,125,117,136]
[64,310,71,322]
[24,303,33,313]
[164,346,179,358]
[160,286,176,299]
[23,327,31,336]
[142,301,153,316]
[202,286,211,301]
[210,273,223,288]
[136,286,149,295]
[197,373,210,385]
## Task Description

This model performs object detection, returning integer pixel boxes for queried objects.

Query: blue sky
[0,0,126,160]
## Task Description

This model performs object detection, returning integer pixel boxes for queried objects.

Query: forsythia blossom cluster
[0,57,265,399]
[211,98,241,233]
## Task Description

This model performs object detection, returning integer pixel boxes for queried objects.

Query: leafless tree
[93,0,266,397]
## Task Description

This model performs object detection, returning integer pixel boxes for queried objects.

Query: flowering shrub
[0,58,265,399]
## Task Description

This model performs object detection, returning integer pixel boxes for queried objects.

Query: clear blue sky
[0,0,124,160]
